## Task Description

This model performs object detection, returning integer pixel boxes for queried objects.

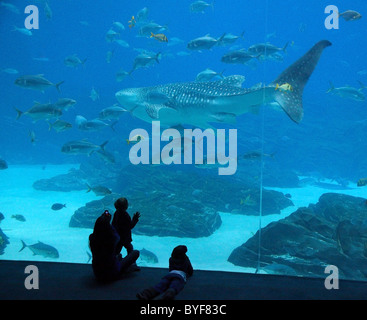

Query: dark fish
[19,240,59,258]
[61,139,108,156]
[284,193,292,199]
[139,248,159,263]
[187,34,221,50]
[0,159,8,170]
[86,184,112,196]
[14,74,64,92]
[248,42,288,57]
[11,214,26,222]
[51,203,66,211]
[221,49,259,65]
[15,103,62,122]
[48,120,72,132]
[0,212,4,222]
[339,10,362,21]
[130,52,161,74]
[54,98,76,110]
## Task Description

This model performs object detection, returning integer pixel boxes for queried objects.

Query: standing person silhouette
[112,197,141,270]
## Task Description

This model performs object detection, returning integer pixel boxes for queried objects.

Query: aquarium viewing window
[0,0,366,284]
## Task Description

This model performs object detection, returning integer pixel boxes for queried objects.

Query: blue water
[0,1,366,278]
[1,0,366,168]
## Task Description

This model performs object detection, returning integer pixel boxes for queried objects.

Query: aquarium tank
[0,0,367,282]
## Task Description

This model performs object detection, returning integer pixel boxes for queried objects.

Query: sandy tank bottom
[0,164,365,273]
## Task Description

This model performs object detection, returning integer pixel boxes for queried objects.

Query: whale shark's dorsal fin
[271,40,332,123]
[216,75,245,88]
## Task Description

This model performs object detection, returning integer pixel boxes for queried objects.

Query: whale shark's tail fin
[271,40,332,123]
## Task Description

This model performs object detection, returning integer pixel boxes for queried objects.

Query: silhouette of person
[89,210,139,281]
[112,197,140,255]
[137,245,193,300]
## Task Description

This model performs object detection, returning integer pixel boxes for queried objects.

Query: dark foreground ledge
[0,260,366,300]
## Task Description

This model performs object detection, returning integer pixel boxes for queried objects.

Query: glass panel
[0,1,366,283]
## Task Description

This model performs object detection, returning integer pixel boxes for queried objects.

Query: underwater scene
[1,0,367,281]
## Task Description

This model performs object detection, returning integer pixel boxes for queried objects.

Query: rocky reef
[228,193,367,281]
[33,159,294,238]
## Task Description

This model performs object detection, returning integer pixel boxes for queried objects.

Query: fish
[29,130,37,143]
[51,203,66,211]
[54,98,76,110]
[168,37,184,47]
[196,68,225,82]
[11,214,26,222]
[221,49,259,65]
[129,52,161,74]
[139,22,167,37]
[357,178,367,187]
[0,159,8,170]
[0,212,4,222]
[75,115,115,131]
[105,29,120,42]
[248,42,288,57]
[136,7,149,22]
[116,69,130,82]
[12,26,32,36]
[116,40,332,126]
[0,2,20,14]
[14,75,64,92]
[89,88,99,101]
[1,68,18,74]
[15,103,62,121]
[139,248,159,264]
[339,10,362,21]
[106,50,114,63]
[49,120,72,132]
[112,21,125,32]
[150,32,168,42]
[114,39,129,48]
[61,139,108,155]
[127,134,145,145]
[327,82,365,101]
[99,105,127,120]
[86,185,112,196]
[64,54,87,67]
[258,52,284,62]
[275,83,293,92]
[19,240,59,258]
[190,0,213,13]
[187,34,222,50]
[216,32,244,46]
[128,16,136,28]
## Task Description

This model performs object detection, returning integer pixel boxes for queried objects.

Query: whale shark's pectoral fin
[145,103,177,120]
[271,40,332,123]
[210,112,237,124]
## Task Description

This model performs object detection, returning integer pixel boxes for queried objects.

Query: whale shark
[116,40,331,127]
